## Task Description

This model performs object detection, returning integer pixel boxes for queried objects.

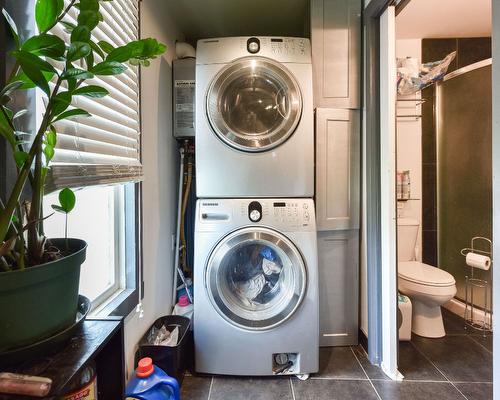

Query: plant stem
[0,77,62,244]
[65,213,68,252]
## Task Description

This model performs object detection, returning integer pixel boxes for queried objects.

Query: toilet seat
[398,261,455,287]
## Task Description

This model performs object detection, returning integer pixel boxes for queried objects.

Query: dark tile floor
[180,308,493,400]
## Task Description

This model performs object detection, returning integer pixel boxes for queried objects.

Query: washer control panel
[198,199,315,232]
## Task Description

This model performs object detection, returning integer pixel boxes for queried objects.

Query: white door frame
[364,0,499,390]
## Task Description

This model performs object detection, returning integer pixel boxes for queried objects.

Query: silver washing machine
[194,199,319,376]
[195,37,314,198]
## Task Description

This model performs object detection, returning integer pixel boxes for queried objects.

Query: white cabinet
[318,229,359,346]
[311,0,361,109]
[316,108,360,231]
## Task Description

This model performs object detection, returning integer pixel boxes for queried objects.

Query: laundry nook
[0,0,496,399]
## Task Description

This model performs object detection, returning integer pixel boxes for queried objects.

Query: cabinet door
[311,0,361,109]
[316,108,360,231]
[318,230,359,346]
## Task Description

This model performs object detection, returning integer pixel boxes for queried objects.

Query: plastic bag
[397,51,456,95]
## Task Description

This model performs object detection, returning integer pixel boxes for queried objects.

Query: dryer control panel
[197,199,316,232]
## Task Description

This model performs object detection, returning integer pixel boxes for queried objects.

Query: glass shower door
[436,61,492,302]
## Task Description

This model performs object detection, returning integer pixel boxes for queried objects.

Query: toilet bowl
[397,218,457,338]
[398,261,456,338]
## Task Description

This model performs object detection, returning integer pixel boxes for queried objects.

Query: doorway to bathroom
[394,0,493,396]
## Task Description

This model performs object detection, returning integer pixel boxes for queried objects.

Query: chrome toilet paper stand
[460,237,493,336]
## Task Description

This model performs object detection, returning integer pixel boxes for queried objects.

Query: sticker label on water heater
[175,80,195,128]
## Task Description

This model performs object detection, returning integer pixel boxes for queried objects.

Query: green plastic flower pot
[0,238,87,352]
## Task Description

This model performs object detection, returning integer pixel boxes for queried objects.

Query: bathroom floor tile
[315,346,367,379]
[351,345,390,380]
[181,376,212,400]
[209,377,292,400]
[469,334,493,353]
[411,335,492,382]
[373,381,465,400]
[454,383,493,400]
[292,379,379,400]
[398,342,446,381]
[442,308,468,335]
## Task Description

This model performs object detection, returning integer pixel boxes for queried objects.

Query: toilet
[397,218,457,338]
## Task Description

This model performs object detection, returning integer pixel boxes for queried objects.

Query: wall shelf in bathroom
[397,198,421,202]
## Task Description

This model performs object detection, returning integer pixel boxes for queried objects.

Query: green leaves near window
[0,0,166,270]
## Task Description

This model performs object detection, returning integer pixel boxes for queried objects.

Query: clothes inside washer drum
[228,244,283,307]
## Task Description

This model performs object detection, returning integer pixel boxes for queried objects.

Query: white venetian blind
[46,0,141,190]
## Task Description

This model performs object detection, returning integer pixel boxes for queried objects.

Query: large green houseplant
[0,0,165,352]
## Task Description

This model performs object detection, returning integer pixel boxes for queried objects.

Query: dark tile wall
[421,38,491,265]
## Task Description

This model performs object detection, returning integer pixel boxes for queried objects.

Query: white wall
[123,0,184,375]
[395,39,422,261]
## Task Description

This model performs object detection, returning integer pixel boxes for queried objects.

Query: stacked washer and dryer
[194,37,319,378]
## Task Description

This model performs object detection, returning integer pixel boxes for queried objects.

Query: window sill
[89,288,138,318]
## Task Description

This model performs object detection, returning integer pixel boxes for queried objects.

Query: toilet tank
[397,218,419,261]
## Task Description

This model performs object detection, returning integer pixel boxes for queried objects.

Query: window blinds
[46,0,141,191]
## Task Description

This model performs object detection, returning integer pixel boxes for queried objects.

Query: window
[43,185,127,308]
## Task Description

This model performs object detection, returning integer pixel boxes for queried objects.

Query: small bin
[135,315,193,385]
[398,294,412,341]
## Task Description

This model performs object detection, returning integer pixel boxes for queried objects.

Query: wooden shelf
[0,317,125,400]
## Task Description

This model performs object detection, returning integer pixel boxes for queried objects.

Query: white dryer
[195,37,314,198]
[194,199,319,376]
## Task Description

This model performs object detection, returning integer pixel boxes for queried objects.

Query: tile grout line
[350,346,382,400]
[409,340,450,382]
[289,377,296,400]
[467,334,493,355]
[207,376,214,400]
[409,341,468,400]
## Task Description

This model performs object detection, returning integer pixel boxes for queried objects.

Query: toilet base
[411,301,446,338]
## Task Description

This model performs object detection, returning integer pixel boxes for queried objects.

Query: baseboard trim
[443,298,493,325]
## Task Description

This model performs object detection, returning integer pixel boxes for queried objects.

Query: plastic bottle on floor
[125,357,179,400]
[172,295,193,319]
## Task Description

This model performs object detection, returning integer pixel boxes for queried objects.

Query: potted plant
[0,0,165,352]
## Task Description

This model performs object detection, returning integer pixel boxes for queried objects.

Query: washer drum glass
[206,227,307,330]
[206,57,303,152]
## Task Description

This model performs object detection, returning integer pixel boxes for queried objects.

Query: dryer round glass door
[206,57,302,152]
[205,227,307,330]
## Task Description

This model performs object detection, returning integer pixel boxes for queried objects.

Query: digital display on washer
[273,202,286,207]
[271,38,283,42]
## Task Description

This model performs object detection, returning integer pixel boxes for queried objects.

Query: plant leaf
[91,61,126,76]
[43,144,55,163]
[14,150,29,168]
[0,80,23,98]
[22,33,66,58]
[12,50,56,95]
[2,8,19,49]
[52,108,91,123]
[61,68,94,80]
[35,0,64,32]
[12,71,55,90]
[78,10,100,30]
[0,107,16,149]
[46,128,57,146]
[71,25,91,43]
[73,85,109,98]
[51,91,72,117]
[57,188,76,213]
[0,94,11,105]
[97,40,114,54]
[67,42,92,62]
[51,204,65,212]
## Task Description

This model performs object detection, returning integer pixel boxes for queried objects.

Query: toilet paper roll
[466,252,491,271]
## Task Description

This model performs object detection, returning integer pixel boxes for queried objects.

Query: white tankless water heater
[173,58,195,138]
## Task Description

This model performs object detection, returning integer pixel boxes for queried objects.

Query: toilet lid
[398,261,456,287]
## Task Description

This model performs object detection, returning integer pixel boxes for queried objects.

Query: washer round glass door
[205,227,307,330]
[206,57,302,152]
